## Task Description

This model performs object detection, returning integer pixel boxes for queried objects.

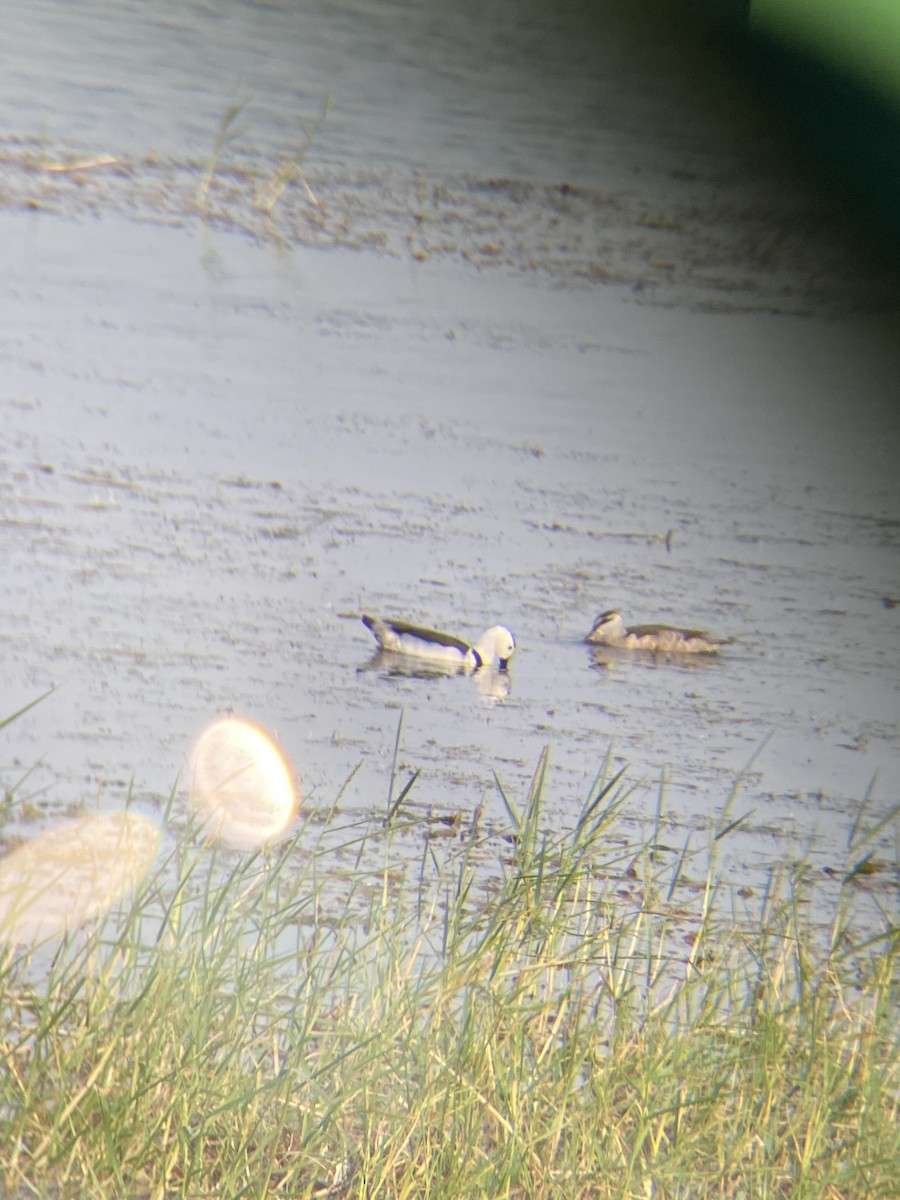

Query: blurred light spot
[187,717,298,850]
[0,811,160,945]
[752,0,900,107]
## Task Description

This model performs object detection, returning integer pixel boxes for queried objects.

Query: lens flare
[0,811,160,945]
[187,716,298,850]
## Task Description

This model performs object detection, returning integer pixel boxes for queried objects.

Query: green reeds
[253,94,330,216]
[195,99,247,212]
[195,95,330,219]
[0,737,896,1198]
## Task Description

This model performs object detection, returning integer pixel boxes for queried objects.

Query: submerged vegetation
[0,738,896,1199]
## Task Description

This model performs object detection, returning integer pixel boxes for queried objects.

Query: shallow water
[1,0,897,920]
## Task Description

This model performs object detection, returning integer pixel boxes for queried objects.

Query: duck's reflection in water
[587,645,724,675]
[360,651,513,703]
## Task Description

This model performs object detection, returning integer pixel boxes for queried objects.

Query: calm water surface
[1,0,897,919]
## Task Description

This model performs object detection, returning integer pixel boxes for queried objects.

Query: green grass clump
[0,746,896,1199]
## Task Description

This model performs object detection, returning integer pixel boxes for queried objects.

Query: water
[0,0,897,923]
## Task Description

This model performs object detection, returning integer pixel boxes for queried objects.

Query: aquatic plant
[0,723,895,1198]
[195,94,330,219]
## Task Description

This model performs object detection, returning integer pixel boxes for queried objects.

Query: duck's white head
[472,625,516,669]
[586,610,626,644]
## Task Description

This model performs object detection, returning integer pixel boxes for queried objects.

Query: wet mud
[2,137,895,318]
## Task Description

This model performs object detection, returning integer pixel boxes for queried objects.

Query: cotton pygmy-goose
[361,615,516,670]
[585,609,734,654]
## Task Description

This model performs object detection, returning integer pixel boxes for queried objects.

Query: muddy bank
[1,137,896,318]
